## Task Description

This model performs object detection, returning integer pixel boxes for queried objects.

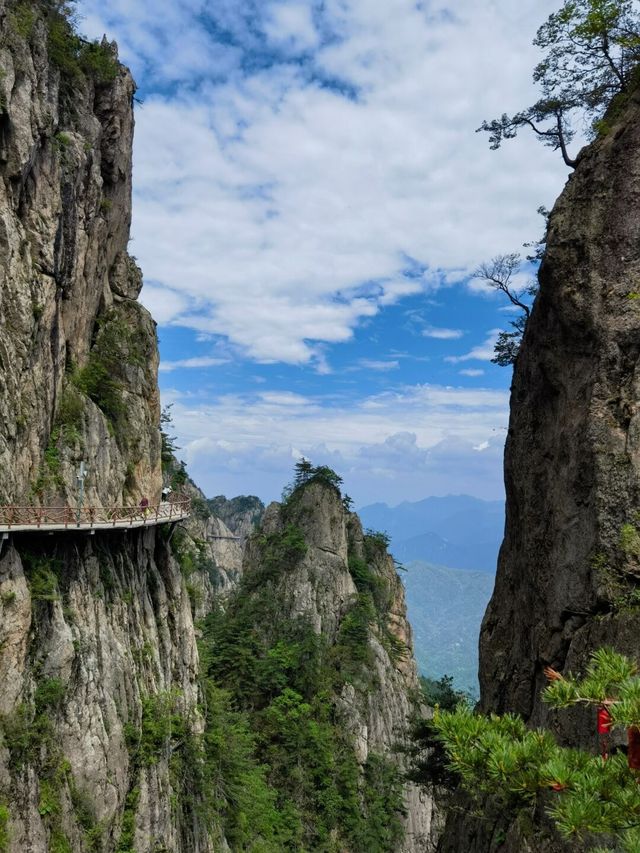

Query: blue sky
[80,0,571,505]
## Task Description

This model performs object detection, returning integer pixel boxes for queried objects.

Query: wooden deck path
[0,498,191,534]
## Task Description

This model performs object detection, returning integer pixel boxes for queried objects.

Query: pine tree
[478,0,640,167]
[429,648,640,852]
[293,458,314,489]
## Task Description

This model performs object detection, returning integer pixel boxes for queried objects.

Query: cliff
[0,0,161,509]
[481,83,640,728]
[0,4,206,850]
[438,74,640,853]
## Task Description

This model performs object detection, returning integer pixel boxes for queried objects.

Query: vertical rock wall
[480,85,640,737]
[0,530,211,853]
[0,2,161,508]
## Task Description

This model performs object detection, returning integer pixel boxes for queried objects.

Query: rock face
[0,3,161,508]
[481,85,640,731]
[0,9,201,851]
[0,530,209,853]
[437,79,640,853]
[207,494,264,538]
[244,482,438,851]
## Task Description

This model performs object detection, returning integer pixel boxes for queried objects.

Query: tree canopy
[427,648,640,852]
[479,0,640,166]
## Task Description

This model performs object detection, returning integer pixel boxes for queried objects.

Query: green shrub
[420,674,470,710]
[31,429,64,495]
[9,2,36,38]
[2,702,54,768]
[621,522,640,559]
[72,308,147,428]
[35,679,66,713]
[79,42,118,84]
[24,556,60,602]
[244,524,307,591]
[46,5,118,87]
[0,802,9,853]
[55,384,84,443]
[54,131,71,150]
[125,692,187,768]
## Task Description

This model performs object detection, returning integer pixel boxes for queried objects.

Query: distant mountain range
[358,495,504,694]
[358,494,504,572]
[403,561,495,696]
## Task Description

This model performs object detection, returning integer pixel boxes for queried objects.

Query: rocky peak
[240,479,437,850]
[206,493,264,537]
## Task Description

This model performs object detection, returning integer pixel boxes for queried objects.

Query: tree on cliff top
[427,648,640,852]
[479,0,640,167]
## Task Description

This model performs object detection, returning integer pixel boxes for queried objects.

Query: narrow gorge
[0,3,436,851]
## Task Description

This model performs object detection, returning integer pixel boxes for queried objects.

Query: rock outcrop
[0,2,160,509]
[242,481,438,851]
[0,530,209,853]
[207,494,264,538]
[438,75,640,853]
[0,7,202,850]
[481,84,640,732]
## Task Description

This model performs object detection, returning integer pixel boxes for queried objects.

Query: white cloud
[445,330,501,364]
[264,3,320,51]
[79,0,567,366]
[159,356,229,372]
[422,326,464,340]
[459,368,485,377]
[166,381,509,502]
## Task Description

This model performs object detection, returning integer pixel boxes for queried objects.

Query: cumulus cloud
[164,381,509,502]
[79,0,567,366]
[445,330,501,364]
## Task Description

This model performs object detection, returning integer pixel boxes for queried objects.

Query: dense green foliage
[429,648,640,851]
[72,309,147,433]
[0,803,9,853]
[420,675,470,710]
[282,459,344,502]
[6,0,119,91]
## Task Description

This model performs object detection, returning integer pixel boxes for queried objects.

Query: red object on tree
[597,707,613,734]
[628,727,640,770]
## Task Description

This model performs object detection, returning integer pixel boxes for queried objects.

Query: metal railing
[0,496,191,531]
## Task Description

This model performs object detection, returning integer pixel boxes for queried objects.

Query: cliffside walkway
[0,497,191,534]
